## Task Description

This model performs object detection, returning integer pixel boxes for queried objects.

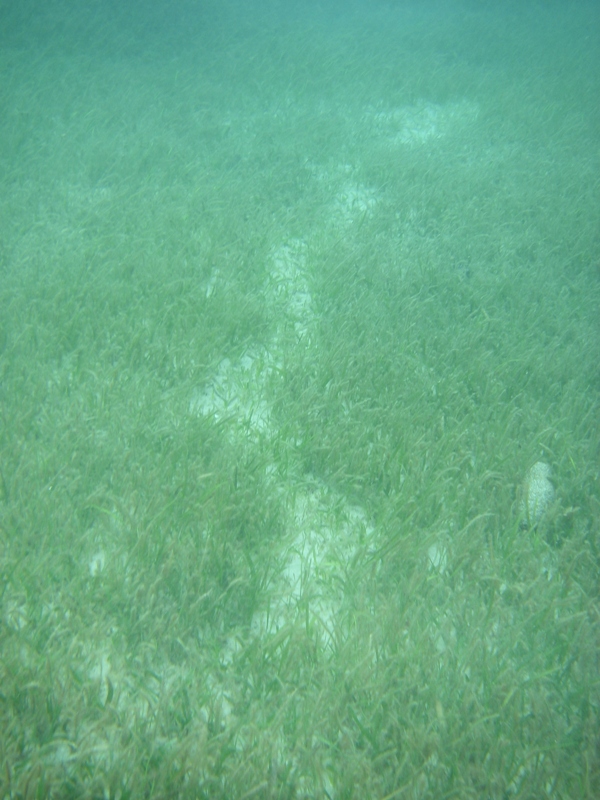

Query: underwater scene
[0,1,599,797]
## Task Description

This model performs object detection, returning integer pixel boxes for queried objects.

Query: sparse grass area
[1,1,599,798]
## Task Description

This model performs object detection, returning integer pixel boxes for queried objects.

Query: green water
[1,1,598,797]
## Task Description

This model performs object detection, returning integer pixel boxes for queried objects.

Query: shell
[520,461,555,528]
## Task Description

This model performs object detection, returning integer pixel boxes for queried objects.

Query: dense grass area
[1,1,599,797]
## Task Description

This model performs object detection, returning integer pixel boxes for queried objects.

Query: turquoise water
[1,1,598,797]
